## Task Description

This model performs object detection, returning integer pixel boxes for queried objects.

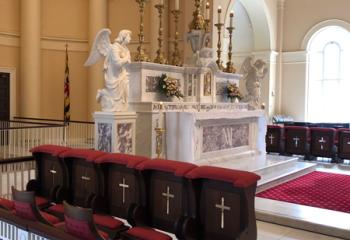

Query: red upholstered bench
[310,127,337,161]
[266,125,284,154]
[284,126,310,157]
[122,159,198,240]
[29,145,72,209]
[63,201,109,240]
[12,187,61,226]
[186,166,261,240]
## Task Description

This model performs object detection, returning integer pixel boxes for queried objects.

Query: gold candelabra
[189,0,205,31]
[171,9,182,66]
[204,18,211,47]
[134,0,150,62]
[154,4,167,64]
[225,12,237,73]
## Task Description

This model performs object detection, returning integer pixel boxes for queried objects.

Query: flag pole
[64,43,70,124]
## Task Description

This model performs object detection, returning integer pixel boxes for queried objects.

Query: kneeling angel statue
[85,29,132,112]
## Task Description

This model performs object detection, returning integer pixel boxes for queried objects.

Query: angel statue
[240,57,268,109]
[85,28,132,112]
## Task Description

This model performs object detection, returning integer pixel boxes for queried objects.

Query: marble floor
[257,220,344,240]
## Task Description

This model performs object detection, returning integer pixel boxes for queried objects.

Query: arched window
[307,26,350,122]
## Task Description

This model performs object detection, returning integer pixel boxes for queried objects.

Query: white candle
[230,11,234,27]
[206,2,210,20]
[218,6,222,24]
[175,0,179,10]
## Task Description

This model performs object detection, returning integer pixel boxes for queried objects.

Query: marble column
[20,0,41,117]
[87,0,108,119]
[275,0,285,114]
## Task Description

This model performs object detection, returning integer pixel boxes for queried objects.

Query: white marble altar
[127,61,267,161]
[166,109,266,163]
[94,111,136,154]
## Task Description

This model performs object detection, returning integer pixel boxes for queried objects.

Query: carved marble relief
[146,76,160,92]
[216,82,226,95]
[202,123,249,153]
[97,123,112,152]
[203,72,212,96]
[117,123,133,154]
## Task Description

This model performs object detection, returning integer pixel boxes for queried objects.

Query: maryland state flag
[64,44,70,123]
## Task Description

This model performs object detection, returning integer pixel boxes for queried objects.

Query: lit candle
[218,6,222,24]
[175,0,179,10]
[206,2,210,20]
[230,11,234,27]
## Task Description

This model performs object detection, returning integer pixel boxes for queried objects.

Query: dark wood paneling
[0,72,10,121]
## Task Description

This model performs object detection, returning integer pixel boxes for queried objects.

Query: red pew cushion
[65,215,107,240]
[30,145,71,156]
[59,149,106,162]
[94,153,149,168]
[136,159,197,177]
[186,166,261,188]
[93,214,124,229]
[40,210,61,224]
[48,203,64,214]
[35,196,49,207]
[126,227,172,240]
[0,198,14,210]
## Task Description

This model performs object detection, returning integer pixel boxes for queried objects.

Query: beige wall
[280,0,350,121]
[0,0,19,33]
[284,0,350,51]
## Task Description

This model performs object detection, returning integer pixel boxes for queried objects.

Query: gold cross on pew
[162,186,174,215]
[118,178,129,204]
[215,197,231,229]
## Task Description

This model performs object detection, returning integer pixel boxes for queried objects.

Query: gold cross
[215,197,231,229]
[118,178,129,204]
[293,136,300,147]
[162,186,174,215]
[49,166,57,185]
[319,137,326,150]
[268,134,275,145]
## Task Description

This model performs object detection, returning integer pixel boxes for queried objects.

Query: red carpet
[256,171,350,213]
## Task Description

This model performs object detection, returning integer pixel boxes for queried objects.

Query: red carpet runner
[256,171,350,213]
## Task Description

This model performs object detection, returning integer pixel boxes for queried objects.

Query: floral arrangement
[226,83,242,100]
[158,74,184,99]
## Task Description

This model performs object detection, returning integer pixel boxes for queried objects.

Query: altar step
[255,158,316,193]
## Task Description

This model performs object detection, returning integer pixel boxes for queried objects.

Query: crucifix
[118,178,129,204]
[318,137,326,150]
[215,197,231,229]
[49,165,57,185]
[268,134,275,145]
[162,186,174,215]
[293,136,300,148]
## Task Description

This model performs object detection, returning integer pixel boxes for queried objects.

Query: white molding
[41,37,89,52]
[282,51,307,64]
[301,19,350,49]
[0,67,17,118]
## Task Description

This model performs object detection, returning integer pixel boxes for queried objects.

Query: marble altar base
[93,111,136,154]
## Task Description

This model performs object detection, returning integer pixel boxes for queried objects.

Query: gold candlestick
[189,0,205,31]
[215,22,224,70]
[225,12,236,73]
[215,7,224,70]
[171,9,182,66]
[204,19,211,47]
[154,4,167,64]
[135,0,150,62]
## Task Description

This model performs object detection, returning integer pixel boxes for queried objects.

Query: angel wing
[84,28,112,66]
[239,56,254,76]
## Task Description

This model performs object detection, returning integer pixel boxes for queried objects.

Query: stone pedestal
[94,111,137,154]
